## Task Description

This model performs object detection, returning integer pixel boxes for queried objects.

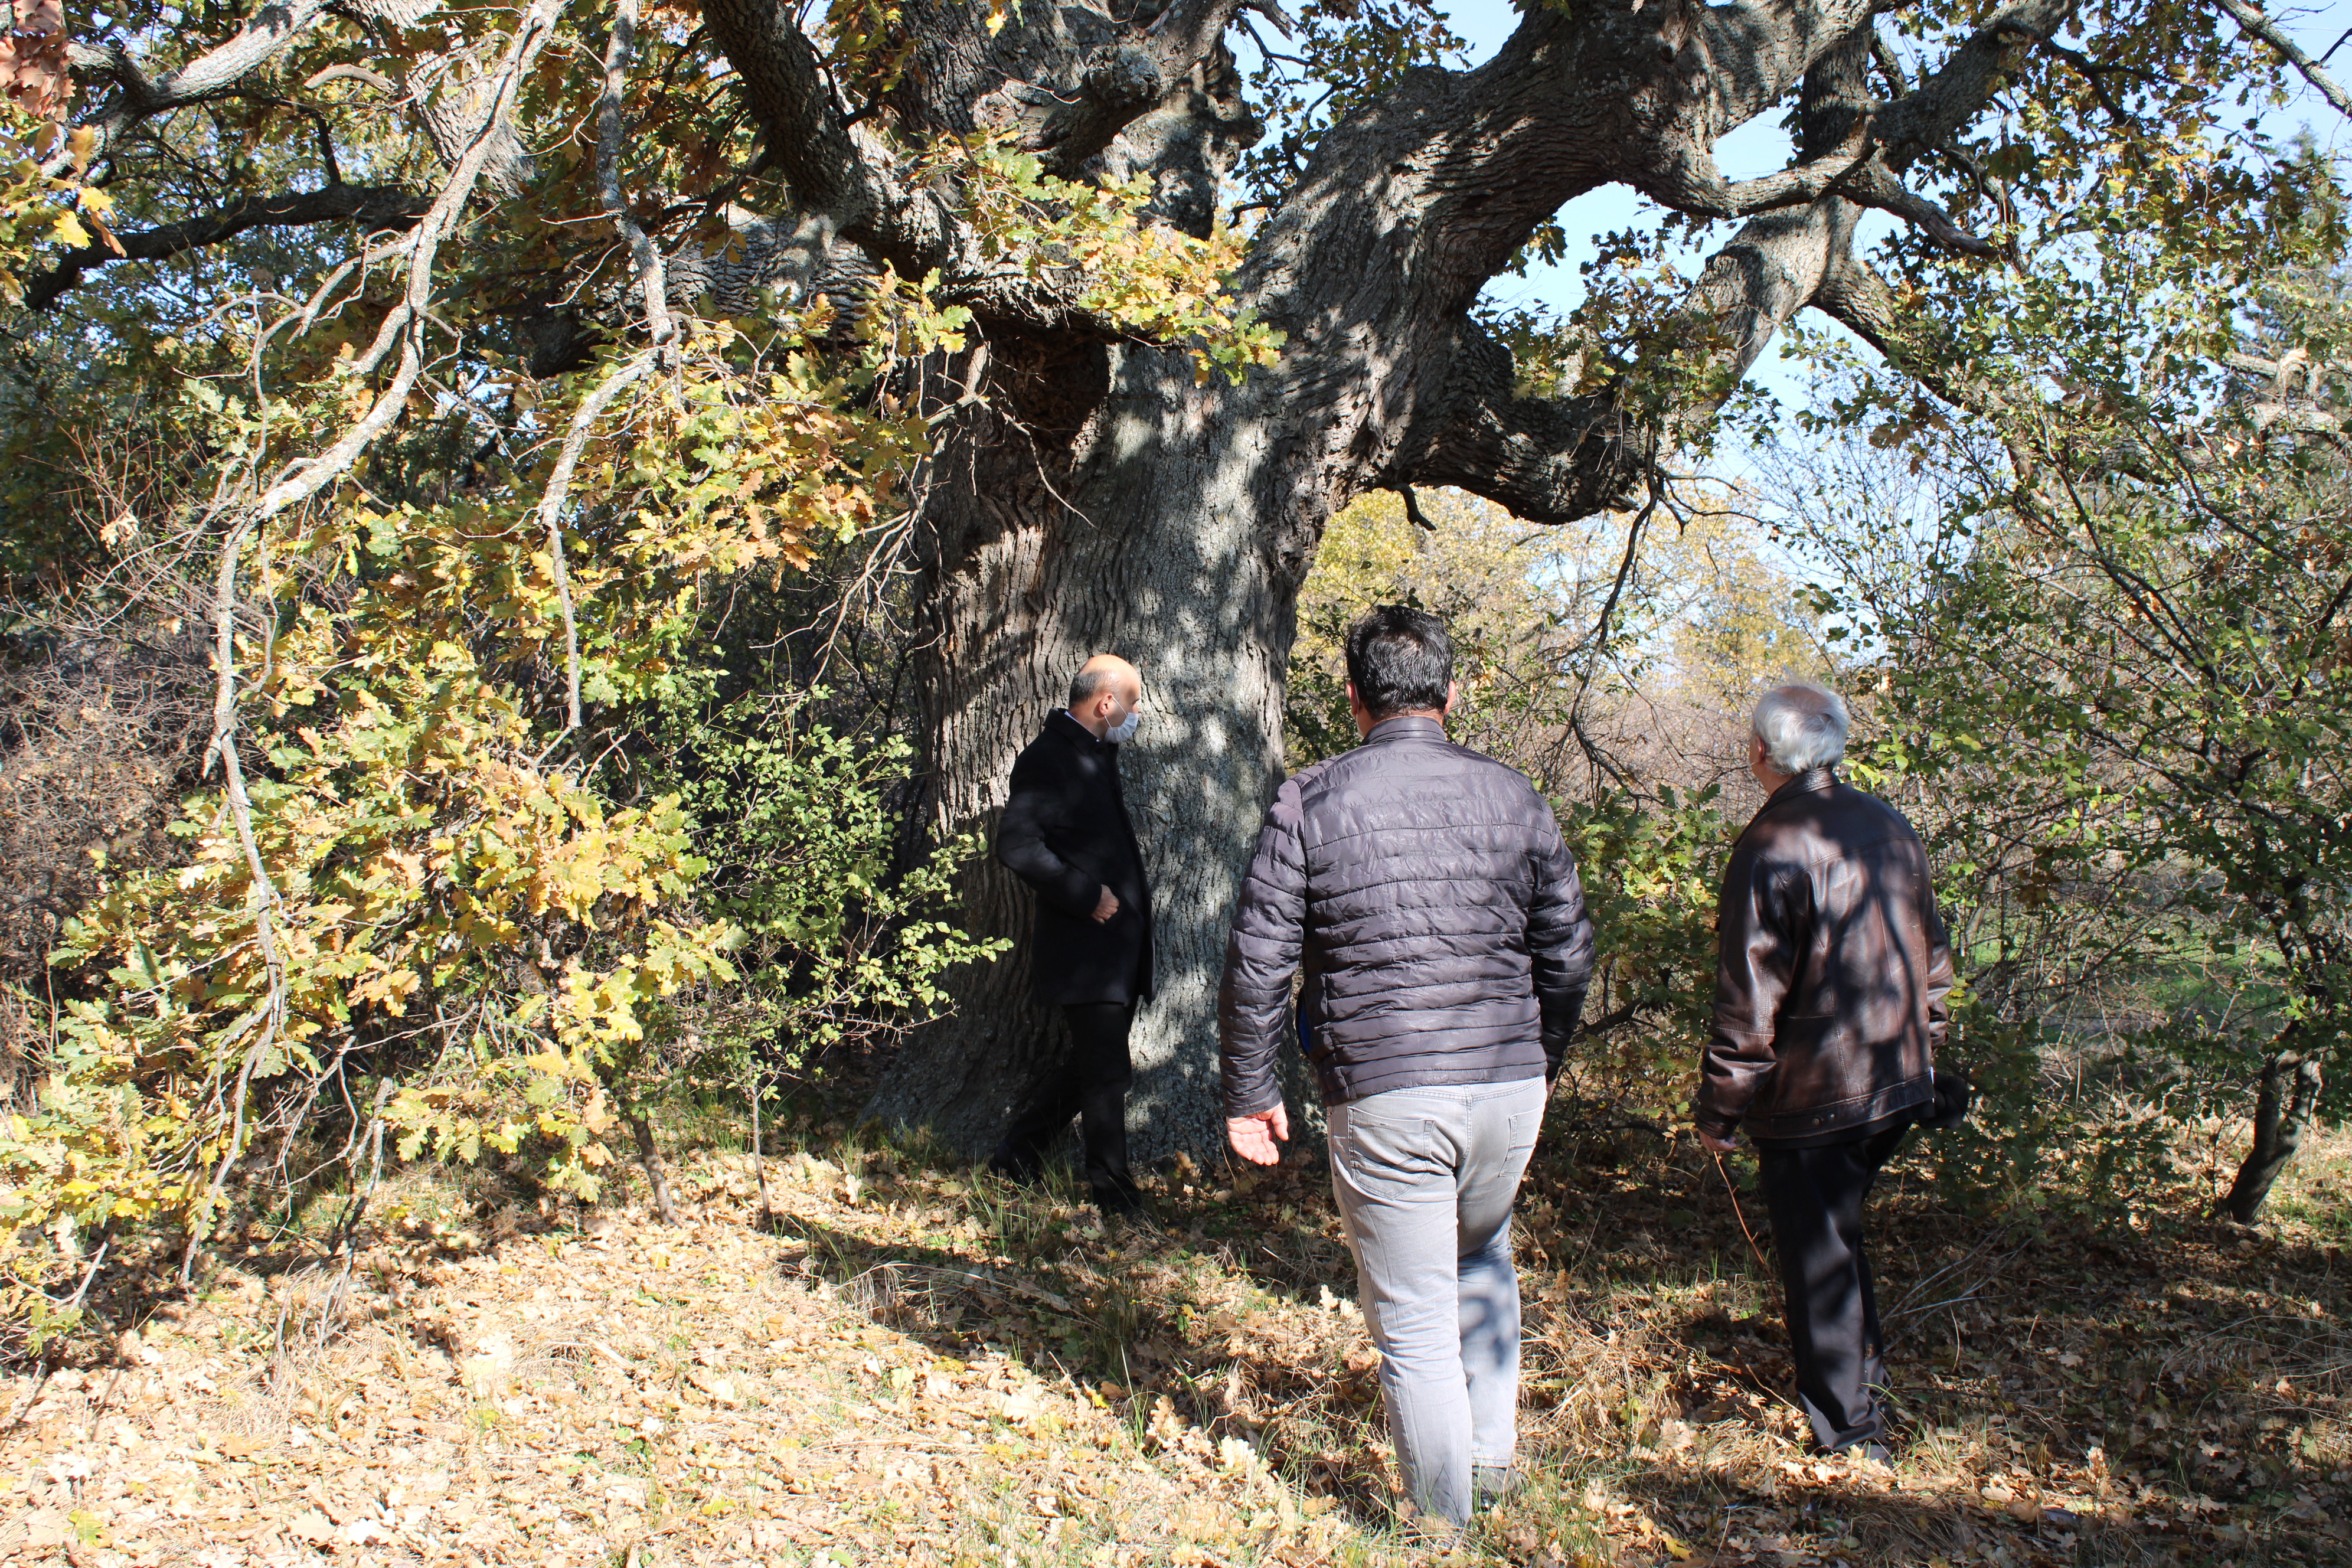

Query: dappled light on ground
[4,1110,2347,1566]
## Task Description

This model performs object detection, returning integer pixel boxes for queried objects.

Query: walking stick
[1710,1149,1773,1276]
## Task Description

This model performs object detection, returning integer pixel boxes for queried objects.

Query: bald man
[990,655,1155,1217]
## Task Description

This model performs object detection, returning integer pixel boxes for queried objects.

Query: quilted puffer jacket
[1219,716,1596,1116]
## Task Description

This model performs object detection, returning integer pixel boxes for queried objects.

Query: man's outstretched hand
[1227,1103,1290,1165]
[1698,1129,1739,1154]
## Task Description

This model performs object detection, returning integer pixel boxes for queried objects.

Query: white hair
[1750,680,1850,775]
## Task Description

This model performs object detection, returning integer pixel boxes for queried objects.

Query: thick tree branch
[1871,0,2080,172]
[1636,0,2076,254]
[60,0,347,171]
[1024,0,1250,173]
[1694,0,1887,130]
[1400,316,1651,525]
[700,0,949,273]
[1812,248,2008,417]
[2211,0,2352,116]
[1400,31,1890,522]
[25,182,429,309]
[703,1,1220,335]
[865,0,1249,178]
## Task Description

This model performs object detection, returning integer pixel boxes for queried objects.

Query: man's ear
[1443,680,1460,717]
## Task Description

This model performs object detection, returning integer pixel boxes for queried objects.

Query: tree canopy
[0,0,2347,1293]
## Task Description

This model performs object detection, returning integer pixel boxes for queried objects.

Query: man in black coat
[1696,679,1954,1462]
[991,654,1154,1214]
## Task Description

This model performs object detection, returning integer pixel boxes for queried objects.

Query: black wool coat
[997,710,1155,1006]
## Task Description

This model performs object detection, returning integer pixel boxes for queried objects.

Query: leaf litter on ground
[5,1109,2350,1567]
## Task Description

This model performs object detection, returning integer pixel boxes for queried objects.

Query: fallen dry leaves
[0,1153,1354,1567]
[6,1111,2351,1568]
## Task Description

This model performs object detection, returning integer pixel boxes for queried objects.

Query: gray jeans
[1327,1074,1547,1525]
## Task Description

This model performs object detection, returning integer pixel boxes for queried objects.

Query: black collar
[1768,766,1840,801]
[1048,708,1108,749]
[1361,714,1447,747]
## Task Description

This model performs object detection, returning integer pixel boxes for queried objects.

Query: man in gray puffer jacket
[1219,605,1595,1531]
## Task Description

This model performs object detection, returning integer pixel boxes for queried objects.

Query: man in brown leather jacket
[1696,680,1953,1461]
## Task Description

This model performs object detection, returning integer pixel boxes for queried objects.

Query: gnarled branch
[26,182,429,310]
[1397,316,1650,526]
[60,0,346,172]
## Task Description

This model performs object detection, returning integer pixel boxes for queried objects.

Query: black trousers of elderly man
[1695,680,1954,1460]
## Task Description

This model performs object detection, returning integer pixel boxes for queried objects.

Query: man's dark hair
[1344,605,1453,719]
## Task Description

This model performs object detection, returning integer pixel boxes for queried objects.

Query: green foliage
[656,692,1009,1066]
[0,301,974,1286]
[935,135,1285,383]
[1775,126,2352,1197]
[1550,782,1726,1125]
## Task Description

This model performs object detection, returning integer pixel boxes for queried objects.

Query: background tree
[1768,148,2351,1220]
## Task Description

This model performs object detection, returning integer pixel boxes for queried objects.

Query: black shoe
[1091,1175,1149,1219]
[988,1141,1045,1186]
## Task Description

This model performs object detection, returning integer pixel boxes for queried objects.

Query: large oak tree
[12,0,2345,1161]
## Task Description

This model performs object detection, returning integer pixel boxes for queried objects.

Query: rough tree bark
[2220,1046,2324,1225]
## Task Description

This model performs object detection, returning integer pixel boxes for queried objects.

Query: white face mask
[1105,708,1141,744]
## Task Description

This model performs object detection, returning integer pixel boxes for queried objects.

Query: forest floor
[3,1100,2347,1568]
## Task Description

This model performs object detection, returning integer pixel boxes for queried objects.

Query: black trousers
[997,1002,1135,1200]
[1756,1120,1910,1453]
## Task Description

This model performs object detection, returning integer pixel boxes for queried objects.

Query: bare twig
[599,0,678,364]
[319,1079,394,1350]
[750,1063,776,1226]
[532,348,658,730]
[64,1237,112,1313]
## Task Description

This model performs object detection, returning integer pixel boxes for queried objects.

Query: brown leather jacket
[1695,768,1952,1143]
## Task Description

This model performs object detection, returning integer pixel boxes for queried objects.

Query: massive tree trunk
[690,0,2102,1156]
[872,343,1305,1161]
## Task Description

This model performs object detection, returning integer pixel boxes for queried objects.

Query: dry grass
[4,1105,2347,1567]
